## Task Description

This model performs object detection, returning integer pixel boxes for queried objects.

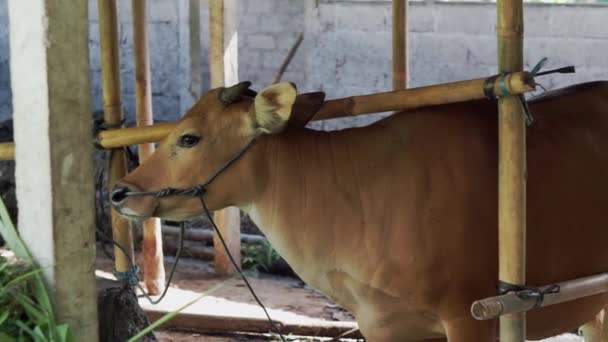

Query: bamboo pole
[392,0,408,89]
[471,273,608,320]
[0,142,14,160]
[132,0,165,295]
[273,32,304,84]
[209,0,242,276]
[145,310,363,339]
[162,226,267,245]
[0,72,536,160]
[313,71,534,121]
[497,0,526,340]
[97,0,135,277]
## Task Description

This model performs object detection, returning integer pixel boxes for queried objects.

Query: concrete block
[0,102,11,121]
[88,0,98,21]
[149,0,179,22]
[310,31,391,90]
[410,5,435,33]
[275,33,304,53]
[246,34,276,50]
[259,13,294,33]
[550,7,608,39]
[410,33,469,66]
[305,3,337,35]
[523,6,551,37]
[239,12,260,31]
[261,51,285,70]
[525,37,594,73]
[88,23,101,70]
[152,95,180,121]
[277,0,304,15]
[240,50,262,71]
[246,0,275,14]
[335,3,389,32]
[116,0,133,23]
[149,22,180,93]
[436,4,495,35]
[462,36,497,67]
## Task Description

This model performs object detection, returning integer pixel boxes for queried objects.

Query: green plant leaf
[14,320,36,340]
[32,326,49,342]
[55,323,75,342]
[0,311,9,326]
[4,268,43,289]
[127,282,227,342]
[0,195,29,260]
[0,331,16,342]
[15,294,47,325]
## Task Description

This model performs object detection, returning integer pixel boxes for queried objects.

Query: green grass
[0,195,75,342]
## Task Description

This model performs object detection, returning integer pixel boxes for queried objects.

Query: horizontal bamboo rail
[471,272,608,321]
[0,142,14,160]
[0,71,536,160]
[145,309,362,338]
[162,226,267,245]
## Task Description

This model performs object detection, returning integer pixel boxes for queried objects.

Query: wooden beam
[209,0,241,276]
[8,0,98,337]
[0,72,536,160]
[392,0,408,89]
[98,0,135,278]
[145,310,363,339]
[497,0,526,340]
[132,0,165,296]
[472,273,608,320]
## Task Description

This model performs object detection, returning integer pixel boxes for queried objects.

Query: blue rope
[113,265,140,287]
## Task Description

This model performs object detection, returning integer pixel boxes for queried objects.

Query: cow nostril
[110,187,129,205]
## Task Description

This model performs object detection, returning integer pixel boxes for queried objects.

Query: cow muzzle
[110,181,157,220]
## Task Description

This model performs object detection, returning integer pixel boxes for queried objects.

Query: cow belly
[313,268,446,340]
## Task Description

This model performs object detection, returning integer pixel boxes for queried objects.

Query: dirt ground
[95,255,357,341]
[95,254,586,342]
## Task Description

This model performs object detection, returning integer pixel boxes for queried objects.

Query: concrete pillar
[8,0,99,340]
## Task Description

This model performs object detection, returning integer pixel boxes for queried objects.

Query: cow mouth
[116,209,151,222]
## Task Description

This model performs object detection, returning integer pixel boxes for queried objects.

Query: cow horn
[219,81,252,104]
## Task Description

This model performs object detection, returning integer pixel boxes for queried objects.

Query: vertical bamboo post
[132,0,166,295]
[392,0,408,90]
[98,0,135,277]
[497,0,526,340]
[209,0,242,275]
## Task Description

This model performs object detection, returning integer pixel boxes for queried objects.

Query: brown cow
[111,81,608,341]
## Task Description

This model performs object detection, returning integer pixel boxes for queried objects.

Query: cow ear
[252,82,297,134]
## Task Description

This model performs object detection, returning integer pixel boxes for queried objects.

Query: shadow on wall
[0,0,12,122]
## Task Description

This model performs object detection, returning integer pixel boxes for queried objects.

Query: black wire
[199,195,287,342]
[135,222,185,305]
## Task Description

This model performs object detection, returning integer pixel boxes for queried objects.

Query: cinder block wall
[0,0,606,123]
[305,0,608,98]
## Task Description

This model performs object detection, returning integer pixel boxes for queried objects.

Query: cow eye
[178,134,200,148]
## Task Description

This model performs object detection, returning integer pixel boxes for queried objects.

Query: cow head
[110,81,302,221]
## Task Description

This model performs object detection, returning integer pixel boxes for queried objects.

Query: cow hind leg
[444,317,495,342]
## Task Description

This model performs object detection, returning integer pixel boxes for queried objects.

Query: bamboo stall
[97,0,135,280]
[392,0,408,90]
[132,0,166,295]
[0,71,536,160]
[496,0,526,340]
